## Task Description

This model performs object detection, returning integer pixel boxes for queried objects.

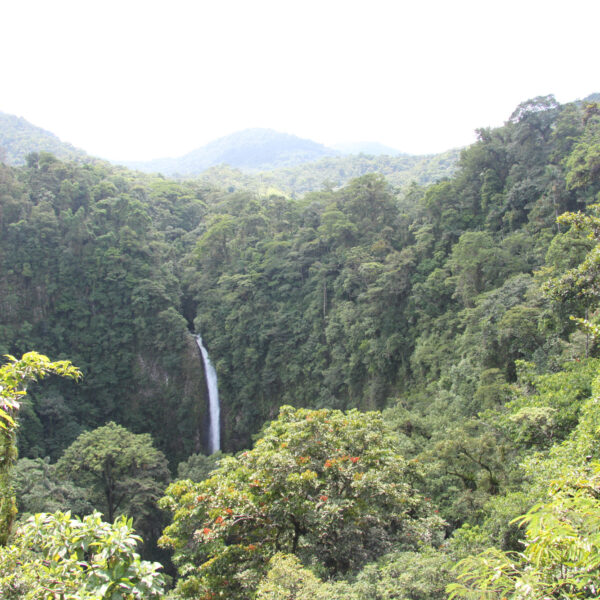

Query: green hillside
[119,127,459,196]
[0,113,459,197]
[195,147,460,196]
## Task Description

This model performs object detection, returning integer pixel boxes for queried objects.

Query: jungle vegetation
[1,94,600,598]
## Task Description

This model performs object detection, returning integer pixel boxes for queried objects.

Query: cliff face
[130,333,210,465]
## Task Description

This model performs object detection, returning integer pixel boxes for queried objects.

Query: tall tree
[57,422,170,530]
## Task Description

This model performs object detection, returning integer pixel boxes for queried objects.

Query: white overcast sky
[2,0,598,161]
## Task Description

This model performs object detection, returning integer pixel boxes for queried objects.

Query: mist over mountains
[331,141,404,156]
[118,128,342,175]
[0,114,460,193]
[119,132,408,176]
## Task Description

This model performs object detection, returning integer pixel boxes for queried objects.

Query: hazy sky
[3,0,598,161]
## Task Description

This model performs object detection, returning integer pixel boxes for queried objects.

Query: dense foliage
[0,511,165,599]
[0,352,80,543]
[160,406,444,598]
[192,148,460,197]
[0,155,210,464]
[1,93,600,597]
[0,353,167,598]
[57,422,170,542]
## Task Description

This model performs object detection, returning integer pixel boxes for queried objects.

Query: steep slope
[0,156,211,465]
[187,95,599,448]
[0,111,88,165]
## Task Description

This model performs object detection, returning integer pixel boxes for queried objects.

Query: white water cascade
[195,335,221,454]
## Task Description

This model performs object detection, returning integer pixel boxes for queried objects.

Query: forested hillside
[188,95,599,448]
[194,148,460,197]
[0,112,88,166]
[2,94,600,598]
[0,155,212,464]
[119,127,460,197]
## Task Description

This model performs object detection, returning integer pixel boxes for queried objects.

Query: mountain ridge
[0,113,459,195]
[0,111,445,180]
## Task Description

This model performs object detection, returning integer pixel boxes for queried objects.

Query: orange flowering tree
[159,406,444,599]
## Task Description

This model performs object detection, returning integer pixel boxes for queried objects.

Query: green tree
[448,464,600,600]
[565,104,600,196]
[544,205,600,353]
[160,406,443,599]
[256,553,331,600]
[0,351,80,544]
[14,456,92,516]
[255,547,453,600]
[176,450,224,482]
[422,420,509,527]
[0,511,165,599]
[447,231,510,307]
[57,422,170,529]
[347,548,453,600]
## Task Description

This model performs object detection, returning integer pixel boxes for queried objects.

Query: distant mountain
[331,141,404,156]
[0,114,459,192]
[0,112,88,165]
[121,128,341,176]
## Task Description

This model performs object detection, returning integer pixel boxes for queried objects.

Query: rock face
[132,333,210,464]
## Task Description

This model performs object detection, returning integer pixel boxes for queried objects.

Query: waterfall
[195,335,220,454]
